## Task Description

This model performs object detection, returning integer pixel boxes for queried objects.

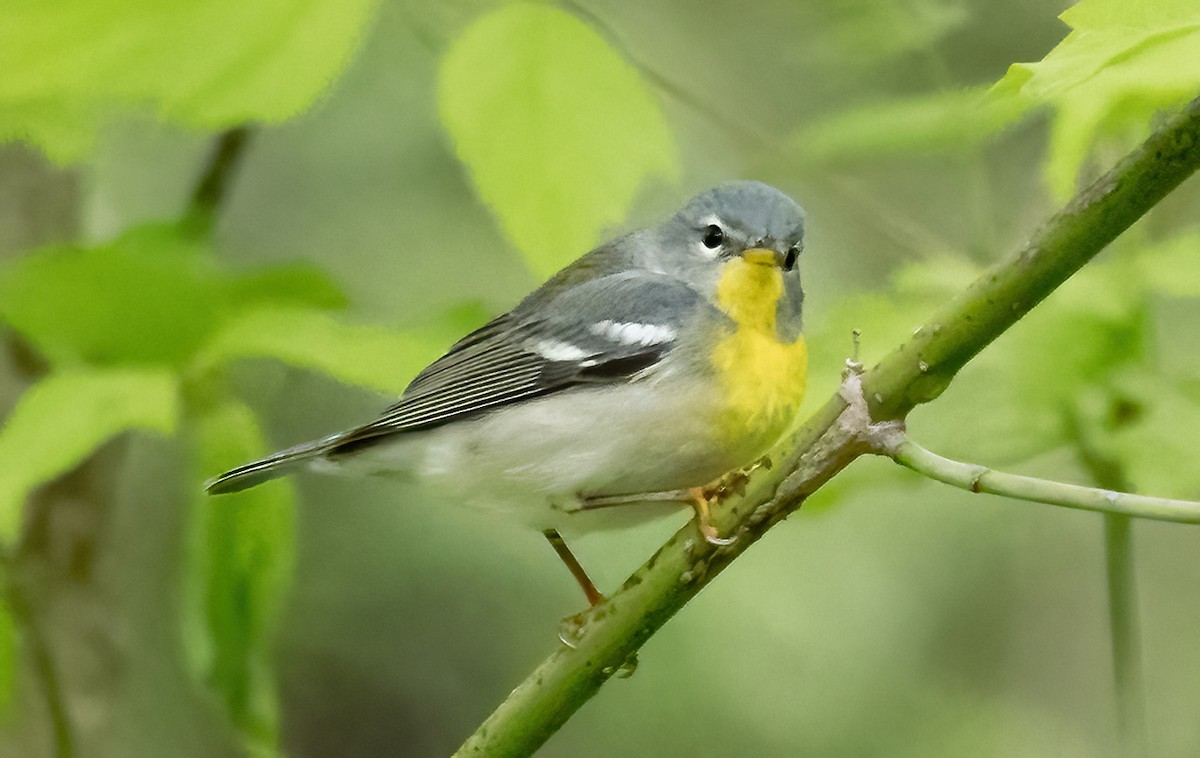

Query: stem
[454,94,1200,757]
[888,439,1200,524]
[1103,514,1147,758]
[1068,410,1148,758]
[2,556,73,758]
[184,126,253,235]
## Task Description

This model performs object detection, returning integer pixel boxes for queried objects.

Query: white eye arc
[696,215,725,258]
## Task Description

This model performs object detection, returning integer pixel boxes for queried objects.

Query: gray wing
[327,272,710,455]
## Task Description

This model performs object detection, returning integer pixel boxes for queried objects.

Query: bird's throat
[711,257,808,449]
[715,257,782,333]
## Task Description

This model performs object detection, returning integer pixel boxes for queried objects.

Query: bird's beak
[741,247,785,268]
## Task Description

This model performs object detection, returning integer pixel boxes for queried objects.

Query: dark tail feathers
[204,433,344,495]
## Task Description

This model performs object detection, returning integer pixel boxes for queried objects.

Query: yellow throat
[711,253,808,448]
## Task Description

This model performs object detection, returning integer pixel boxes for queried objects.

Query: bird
[207,180,808,608]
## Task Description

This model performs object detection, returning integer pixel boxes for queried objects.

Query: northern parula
[207,181,807,604]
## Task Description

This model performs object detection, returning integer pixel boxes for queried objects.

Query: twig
[888,439,1200,524]
[453,94,1200,757]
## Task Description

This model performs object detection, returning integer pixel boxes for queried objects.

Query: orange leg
[543,528,604,606]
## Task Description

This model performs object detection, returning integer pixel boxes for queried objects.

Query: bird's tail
[204,432,345,495]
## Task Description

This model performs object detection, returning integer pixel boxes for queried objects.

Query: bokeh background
[2,1,1199,756]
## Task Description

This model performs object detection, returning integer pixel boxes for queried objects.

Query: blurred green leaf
[190,401,293,749]
[810,250,1150,466]
[1073,370,1200,498]
[916,254,1147,461]
[1127,232,1200,376]
[438,4,678,278]
[0,223,344,368]
[0,368,179,540]
[814,0,969,70]
[1138,231,1200,297]
[0,0,380,162]
[0,594,14,715]
[212,264,344,311]
[995,0,1200,198]
[793,87,1024,164]
[195,306,474,395]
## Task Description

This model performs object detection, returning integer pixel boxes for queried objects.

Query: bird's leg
[543,528,604,607]
[543,528,639,674]
[545,529,603,648]
[578,456,772,547]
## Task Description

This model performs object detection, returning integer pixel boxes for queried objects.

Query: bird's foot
[558,609,639,677]
[690,455,772,546]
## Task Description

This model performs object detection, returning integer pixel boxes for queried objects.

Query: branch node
[969,470,985,493]
[837,370,907,455]
[865,420,907,457]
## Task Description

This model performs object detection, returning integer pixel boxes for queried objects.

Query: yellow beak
[741,247,782,267]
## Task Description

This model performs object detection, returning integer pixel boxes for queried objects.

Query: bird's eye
[701,225,724,249]
[782,245,800,271]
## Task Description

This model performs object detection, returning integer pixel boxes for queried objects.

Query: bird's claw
[690,456,773,545]
[700,521,737,546]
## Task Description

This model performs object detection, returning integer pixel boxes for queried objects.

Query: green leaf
[438,4,678,278]
[793,87,1025,164]
[994,0,1200,198]
[188,401,293,748]
[0,222,344,368]
[0,0,380,162]
[195,305,483,395]
[0,368,179,540]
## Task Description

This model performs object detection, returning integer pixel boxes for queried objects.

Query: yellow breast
[710,257,808,450]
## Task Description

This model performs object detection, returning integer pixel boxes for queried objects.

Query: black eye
[782,245,800,271]
[702,225,724,249]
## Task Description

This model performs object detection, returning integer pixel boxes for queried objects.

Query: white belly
[329,378,758,532]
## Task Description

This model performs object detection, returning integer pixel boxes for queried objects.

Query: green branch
[889,439,1200,523]
[453,94,1200,757]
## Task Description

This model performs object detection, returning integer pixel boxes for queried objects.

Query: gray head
[675,181,806,253]
[656,181,807,338]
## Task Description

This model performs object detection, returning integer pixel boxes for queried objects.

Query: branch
[889,439,1200,523]
[454,95,1200,757]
